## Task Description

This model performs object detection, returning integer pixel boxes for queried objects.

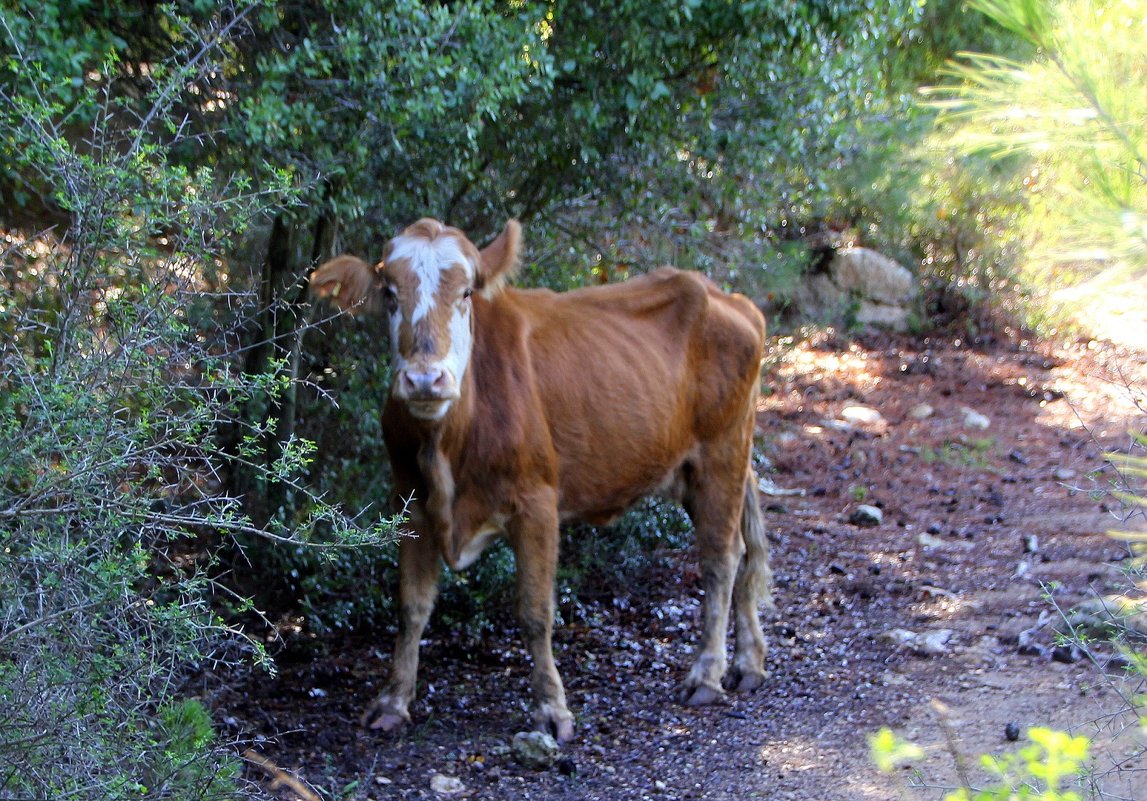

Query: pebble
[908,402,934,420]
[916,532,945,549]
[1005,722,1021,742]
[850,505,883,527]
[880,628,954,656]
[430,774,466,795]
[961,407,990,430]
[511,731,559,770]
[1053,467,1077,481]
[775,431,800,449]
[840,405,884,426]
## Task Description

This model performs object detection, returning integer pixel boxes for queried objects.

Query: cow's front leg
[363,524,441,731]
[508,494,575,743]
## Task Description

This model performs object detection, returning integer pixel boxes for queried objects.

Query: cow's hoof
[361,697,410,732]
[679,683,725,707]
[732,670,767,693]
[548,716,576,745]
[535,703,576,744]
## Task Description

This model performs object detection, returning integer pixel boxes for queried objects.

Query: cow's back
[505,268,764,522]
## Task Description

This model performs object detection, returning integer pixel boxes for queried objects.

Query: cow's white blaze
[443,296,473,389]
[389,233,473,323]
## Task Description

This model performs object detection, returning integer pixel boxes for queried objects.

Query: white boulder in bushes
[797,247,917,331]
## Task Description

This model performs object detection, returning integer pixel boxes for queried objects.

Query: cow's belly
[557,445,696,525]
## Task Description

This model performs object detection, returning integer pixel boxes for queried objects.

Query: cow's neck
[407,365,478,543]
[400,297,514,565]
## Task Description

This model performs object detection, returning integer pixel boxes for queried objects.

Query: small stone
[961,407,990,430]
[1053,467,1077,481]
[917,629,954,656]
[908,402,934,420]
[916,532,945,549]
[879,628,953,656]
[430,774,466,795]
[1017,628,1047,657]
[511,731,559,770]
[1005,722,1021,742]
[775,431,800,449]
[840,405,884,426]
[850,504,883,527]
[374,776,393,786]
[1023,534,1039,554]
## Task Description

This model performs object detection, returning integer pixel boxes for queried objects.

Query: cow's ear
[309,255,380,314]
[476,219,521,297]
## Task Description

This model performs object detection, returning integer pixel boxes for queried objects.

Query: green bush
[0,4,396,796]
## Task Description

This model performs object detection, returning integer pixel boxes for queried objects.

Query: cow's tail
[740,469,776,614]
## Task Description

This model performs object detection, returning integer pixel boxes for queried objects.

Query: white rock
[880,628,954,656]
[775,431,800,449]
[1053,467,1077,481]
[961,407,990,430]
[916,532,945,549]
[830,248,916,305]
[850,504,883,527]
[789,248,918,331]
[840,405,884,426]
[758,476,805,497]
[430,774,465,795]
[909,402,934,420]
[856,300,912,332]
[512,731,559,770]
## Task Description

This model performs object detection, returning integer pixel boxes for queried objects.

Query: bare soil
[216,328,1147,801]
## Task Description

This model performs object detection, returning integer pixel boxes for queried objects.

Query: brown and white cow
[310,218,774,742]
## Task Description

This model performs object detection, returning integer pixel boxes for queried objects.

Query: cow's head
[311,218,521,421]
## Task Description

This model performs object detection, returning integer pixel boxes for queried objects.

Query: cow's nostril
[401,367,447,398]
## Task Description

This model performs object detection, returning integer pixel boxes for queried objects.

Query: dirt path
[217,330,1147,800]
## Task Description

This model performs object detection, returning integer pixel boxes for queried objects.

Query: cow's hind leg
[508,490,575,743]
[730,473,774,692]
[363,519,441,731]
[679,459,744,706]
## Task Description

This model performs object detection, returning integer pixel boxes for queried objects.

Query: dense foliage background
[1,0,1142,797]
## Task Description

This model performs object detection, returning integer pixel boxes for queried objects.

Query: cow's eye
[462,287,473,300]
[383,285,399,310]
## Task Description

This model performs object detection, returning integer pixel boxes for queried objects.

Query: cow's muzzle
[395,365,459,419]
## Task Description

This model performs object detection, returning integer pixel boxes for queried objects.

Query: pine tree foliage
[929,0,1146,277]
